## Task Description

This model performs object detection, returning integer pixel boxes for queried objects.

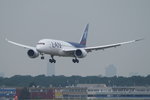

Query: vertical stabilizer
[79,24,89,46]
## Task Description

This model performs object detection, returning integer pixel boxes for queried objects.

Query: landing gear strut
[49,55,56,63]
[72,58,79,63]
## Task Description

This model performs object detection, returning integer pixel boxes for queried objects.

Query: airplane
[6,24,143,63]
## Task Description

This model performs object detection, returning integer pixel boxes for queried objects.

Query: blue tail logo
[79,24,89,46]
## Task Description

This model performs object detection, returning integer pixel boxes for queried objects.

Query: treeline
[0,75,150,87]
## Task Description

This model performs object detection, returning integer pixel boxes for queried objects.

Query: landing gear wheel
[72,59,75,63]
[49,59,56,63]
[49,59,52,63]
[53,59,56,63]
[72,59,79,63]
[76,59,79,63]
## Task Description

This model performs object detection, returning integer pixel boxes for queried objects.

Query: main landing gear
[72,58,79,63]
[41,55,56,63]
[49,59,56,63]
[49,55,56,63]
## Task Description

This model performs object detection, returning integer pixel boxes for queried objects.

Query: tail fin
[79,24,89,46]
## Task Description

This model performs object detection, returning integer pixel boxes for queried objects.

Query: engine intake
[74,49,87,58]
[27,49,39,58]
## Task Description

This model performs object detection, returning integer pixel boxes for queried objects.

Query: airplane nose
[36,45,44,52]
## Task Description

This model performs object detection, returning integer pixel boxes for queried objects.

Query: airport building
[1,84,150,99]
[77,84,150,99]
[55,87,87,99]
[29,88,54,99]
[55,88,63,99]
[0,88,16,99]
[77,84,112,99]
[62,87,87,99]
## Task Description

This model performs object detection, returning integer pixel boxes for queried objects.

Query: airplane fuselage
[36,39,78,57]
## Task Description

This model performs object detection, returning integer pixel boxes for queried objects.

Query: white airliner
[6,24,142,63]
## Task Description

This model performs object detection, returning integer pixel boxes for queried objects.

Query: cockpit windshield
[37,43,45,45]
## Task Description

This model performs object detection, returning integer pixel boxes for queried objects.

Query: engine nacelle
[27,49,39,58]
[74,49,87,58]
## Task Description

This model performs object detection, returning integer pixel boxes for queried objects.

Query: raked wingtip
[135,38,144,42]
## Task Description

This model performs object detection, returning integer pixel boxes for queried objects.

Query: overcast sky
[0,0,150,77]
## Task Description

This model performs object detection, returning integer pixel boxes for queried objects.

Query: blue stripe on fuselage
[67,42,86,48]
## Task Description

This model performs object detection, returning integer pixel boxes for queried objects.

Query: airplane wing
[6,38,35,50]
[63,39,143,53]
[85,39,143,52]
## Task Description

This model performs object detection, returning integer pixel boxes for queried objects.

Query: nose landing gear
[41,56,44,59]
[41,54,44,59]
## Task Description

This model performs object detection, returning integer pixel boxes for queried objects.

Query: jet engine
[27,49,39,58]
[74,49,87,58]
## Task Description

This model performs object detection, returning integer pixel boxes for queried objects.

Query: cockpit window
[37,43,45,45]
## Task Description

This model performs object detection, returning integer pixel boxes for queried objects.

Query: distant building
[47,62,55,76]
[105,64,117,77]
[0,72,4,77]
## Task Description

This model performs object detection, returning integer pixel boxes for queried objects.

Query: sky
[0,0,150,77]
